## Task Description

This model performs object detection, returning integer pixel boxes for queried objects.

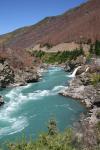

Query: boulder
[65,56,86,72]
[25,73,39,83]
[0,96,4,106]
[0,60,40,88]
[78,73,91,86]
[65,60,76,72]
[14,68,39,84]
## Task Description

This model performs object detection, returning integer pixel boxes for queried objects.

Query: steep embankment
[60,57,100,125]
[0,0,100,50]
[0,56,40,88]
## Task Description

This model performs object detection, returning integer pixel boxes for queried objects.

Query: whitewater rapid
[0,66,86,141]
[0,67,68,138]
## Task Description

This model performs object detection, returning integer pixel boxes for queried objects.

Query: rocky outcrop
[60,78,97,108]
[64,56,86,72]
[60,70,100,108]
[60,63,100,132]
[14,68,39,85]
[0,95,4,106]
[75,66,89,75]
[0,60,15,88]
[0,60,40,88]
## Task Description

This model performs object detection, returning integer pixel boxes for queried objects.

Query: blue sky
[0,0,87,35]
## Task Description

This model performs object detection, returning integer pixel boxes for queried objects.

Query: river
[0,67,86,145]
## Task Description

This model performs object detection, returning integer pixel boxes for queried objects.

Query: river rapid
[0,67,86,145]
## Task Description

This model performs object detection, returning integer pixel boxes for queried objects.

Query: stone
[0,60,40,88]
[0,95,4,106]
[64,56,87,72]
[61,68,100,108]
[0,60,15,88]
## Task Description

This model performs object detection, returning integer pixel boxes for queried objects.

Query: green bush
[7,130,74,150]
[95,40,100,55]
[90,73,100,86]
[89,40,100,56]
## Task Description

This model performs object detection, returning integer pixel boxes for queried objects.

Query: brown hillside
[0,0,99,50]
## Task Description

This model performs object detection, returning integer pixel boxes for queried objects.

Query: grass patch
[90,73,100,86]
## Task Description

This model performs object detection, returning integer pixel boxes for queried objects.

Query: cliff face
[0,58,40,88]
[0,60,15,88]
[0,0,100,51]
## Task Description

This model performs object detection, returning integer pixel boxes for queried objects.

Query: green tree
[48,118,58,136]
[95,40,100,55]
[89,43,94,54]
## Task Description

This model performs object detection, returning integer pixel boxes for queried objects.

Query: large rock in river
[0,95,4,106]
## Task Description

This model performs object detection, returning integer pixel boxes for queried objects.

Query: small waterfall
[81,67,89,75]
[68,66,81,78]
[85,67,89,72]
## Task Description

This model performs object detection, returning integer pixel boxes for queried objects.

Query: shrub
[89,40,100,56]
[90,73,100,86]
[96,121,100,132]
[48,118,58,136]
[95,40,100,56]
[96,112,100,119]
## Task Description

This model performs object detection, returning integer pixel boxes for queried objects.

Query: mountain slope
[0,0,100,50]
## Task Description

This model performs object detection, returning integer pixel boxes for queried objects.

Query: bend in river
[0,67,86,143]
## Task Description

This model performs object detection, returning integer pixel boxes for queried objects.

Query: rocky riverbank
[60,57,100,126]
[0,59,42,89]
[59,57,100,149]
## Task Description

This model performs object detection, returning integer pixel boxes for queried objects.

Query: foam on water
[55,104,74,112]
[0,85,33,138]
[52,85,68,93]
[48,67,62,75]
[55,104,69,108]
[0,116,28,138]
[0,83,66,137]
[0,84,67,118]
[1,89,51,119]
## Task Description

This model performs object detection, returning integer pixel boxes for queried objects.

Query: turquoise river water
[0,67,86,145]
